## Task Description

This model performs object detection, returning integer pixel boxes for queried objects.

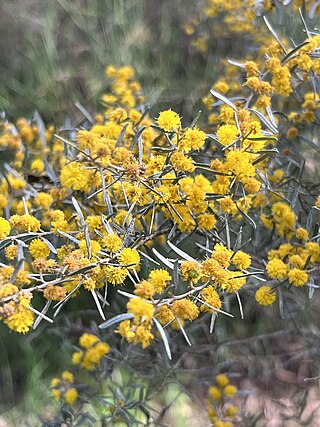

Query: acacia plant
[0,2,320,426]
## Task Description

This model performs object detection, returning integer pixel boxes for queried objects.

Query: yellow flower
[78,337,110,370]
[118,248,140,270]
[105,266,128,285]
[79,333,99,349]
[71,351,83,365]
[208,386,222,401]
[305,242,320,263]
[202,259,228,288]
[116,320,136,342]
[179,128,206,152]
[271,202,295,237]
[215,374,229,388]
[64,388,78,406]
[198,214,216,231]
[216,124,239,146]
[135,324,154,348]
[43,285,67,301]
[5,305,34,334]
[219,196,237,214]
[0,266,14,281]
[278,243,293,259]
[232,251,251,270]
[180,260,202,284]
[78,239,101,257]
[255,286,276,306]
[148,269,172,293]
[172,298,199,321]
[295,228,308,241]
[15,270,31,286]
[31,159,45,173]
[101,234,122,253]
[214,80,230,94]
[34,192,54,209]
[288,268,308,287]
[170,151,195,172]
[127,298,154,323]
[288,255,304,269]
[83,343,109,368]
[212,243,233,268]
[9,214,41,232]
[29,238,50,259]
[0,217,11,239]
[155,305,175,325]
[0,283,19,299]
[83,278,96,291]
[223,384,237,397]
[225,271,246,293]
[266,259,288,280]
[61,371,74,383]
[200,286,221,313]
[5,244,18,260]
[256,95,271,108]
[60,162,99,192]
[134,281,155,299]
[52,389,61,400]
[157,110,181,132]
[245,61,259,77]
[225,404,238,416]
[51,378,60,388]
[243,177,261,193]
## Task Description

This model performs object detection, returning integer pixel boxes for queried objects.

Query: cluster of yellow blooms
[255,226,318,305]
[51,371,78,406]
[115,242,253,348]
[182,0,275,53]
[72,333,110,371]
[0,64,264,340]
[51,333,109,406]
[0,3,319,425]
[207,374,239,427]
[191,0,320,145]
[0,11,319,362]
[183,0,319,55]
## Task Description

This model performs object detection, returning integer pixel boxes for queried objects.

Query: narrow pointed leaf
[99,313,134,329]
[153,318,172,360]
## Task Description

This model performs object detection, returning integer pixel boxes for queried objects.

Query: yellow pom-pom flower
[127,298,154,323]
[216,124,239,146]
[79,333,99,349]
[266,258,288,280]
[148,269,172,293]
[232,251,251,270]
[31,159,45,173]
[64,388,78,406]
[29,238,50,259]
[255,286,277,306]
[0,217,11,240]
[118,248,140,270]
[157,110,181,132]
[288,268,308,287]
[223,384,237,397]
[215,374,229,388]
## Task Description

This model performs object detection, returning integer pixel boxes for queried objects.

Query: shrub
[0,2,320,426]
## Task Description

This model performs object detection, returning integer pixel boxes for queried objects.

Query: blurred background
[0,0,214,123]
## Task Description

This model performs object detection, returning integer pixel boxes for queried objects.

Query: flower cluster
[51,371,78,406]
[50,333,109,412]
[207,374,240,427]
[0,9,319,365]
[72,333,110,371]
